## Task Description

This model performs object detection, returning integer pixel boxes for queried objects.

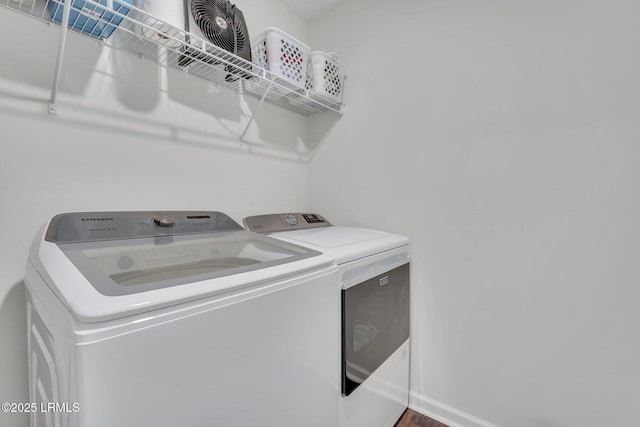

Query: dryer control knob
[153,214,176,227]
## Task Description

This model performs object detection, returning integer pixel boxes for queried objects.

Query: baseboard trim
[408,392,498,427]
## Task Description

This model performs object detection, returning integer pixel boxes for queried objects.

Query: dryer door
[342,262,410,396]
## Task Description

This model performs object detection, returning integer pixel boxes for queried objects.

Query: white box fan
[180,0,251,81]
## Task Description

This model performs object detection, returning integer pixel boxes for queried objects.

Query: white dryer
[25,211,340,427]
[244,213,410,427]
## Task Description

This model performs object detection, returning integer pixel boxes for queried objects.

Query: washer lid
[57,229,323,296]
[31,212,334,322]
[270,226,409,265]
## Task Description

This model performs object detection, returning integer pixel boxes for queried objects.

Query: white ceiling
[280,0,348,20]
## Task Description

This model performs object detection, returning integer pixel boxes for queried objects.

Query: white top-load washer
[25,211,340,427]
[244,213,410,427]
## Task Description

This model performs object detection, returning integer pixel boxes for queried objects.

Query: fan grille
[191,0,248,54]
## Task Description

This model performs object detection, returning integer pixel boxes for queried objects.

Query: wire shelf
[0,0,345,116]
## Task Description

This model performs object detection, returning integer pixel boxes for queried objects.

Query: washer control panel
[243,213,332,234]
[45,211,243,243]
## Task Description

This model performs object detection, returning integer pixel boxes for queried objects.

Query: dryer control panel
[45,211,243,243]
[243,213,332,234]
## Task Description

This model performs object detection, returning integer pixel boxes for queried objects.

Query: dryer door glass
[342,262,410,396]
[58,231,322,296]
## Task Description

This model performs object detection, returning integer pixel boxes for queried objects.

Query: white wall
[309,0,640,426]
[0,3,310,427]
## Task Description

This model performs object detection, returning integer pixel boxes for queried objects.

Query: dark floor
[394,409,449,427]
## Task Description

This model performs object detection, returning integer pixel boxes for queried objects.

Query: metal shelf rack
[0,0,345,141]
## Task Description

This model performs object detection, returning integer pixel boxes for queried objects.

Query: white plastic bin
[305,51,346,104]
[251,27,310,89]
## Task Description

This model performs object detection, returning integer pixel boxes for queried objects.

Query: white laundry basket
[305,51,346,104]
[251,27,310,89]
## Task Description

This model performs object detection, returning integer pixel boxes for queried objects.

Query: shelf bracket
[239,80,274,143]
[49,0,72,115]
